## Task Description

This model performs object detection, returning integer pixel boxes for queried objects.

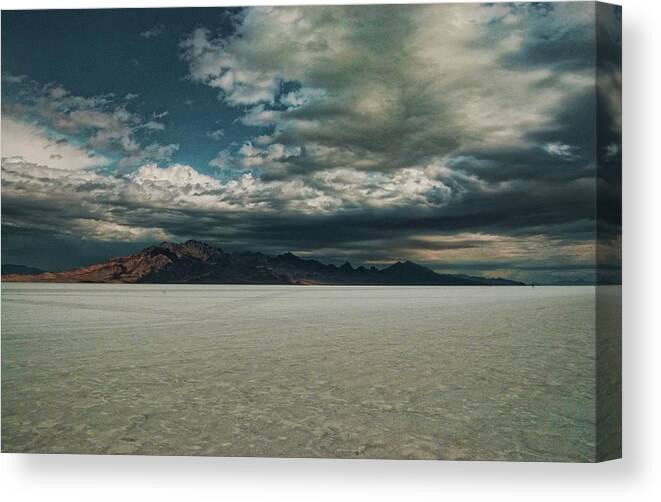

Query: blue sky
[2,8,255,174]
[1,4,621,283]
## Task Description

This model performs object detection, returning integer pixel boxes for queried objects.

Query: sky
[1,3,621,283]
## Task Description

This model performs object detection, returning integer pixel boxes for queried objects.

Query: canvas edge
[594,0,622,463]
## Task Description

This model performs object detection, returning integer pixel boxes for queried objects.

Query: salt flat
[2,284,599,460]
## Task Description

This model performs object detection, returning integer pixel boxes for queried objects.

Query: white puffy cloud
[279,88,324,108]
[5,79,176,167]
[131,163,220,188]
[72,219,172,242]
[1,149,472,243]
[236,142,301,168]
[181,27,280,106]
[308,161,466,210]
[1,117,110,170]
[209,141,302,171]
[209,148,234,169]
[543,142,579,160]
[239,104,280,127]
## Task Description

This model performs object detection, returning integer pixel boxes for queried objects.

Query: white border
[1,1,659,501]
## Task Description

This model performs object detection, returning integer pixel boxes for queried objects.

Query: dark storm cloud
[496,2,596,72]
[595,3,622,284]
[1,224,150,271]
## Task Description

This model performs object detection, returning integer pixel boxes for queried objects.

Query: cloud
[1,149,600,281]
[3,78,177,168]
[140,24,165,39]
[604,143,620,159]
[206,128,225,140]
[1,117,110,170]
[2,72,27,83]
[130,163,220,188]
[209,149,233,169]
[71,219,172,242]
[142,121,165,131]
[118,143,179,167]
[543,142,579,160]
[181,3,595,179]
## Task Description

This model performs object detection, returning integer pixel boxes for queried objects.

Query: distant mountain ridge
[1,264,45,276]
[1,240,524,286]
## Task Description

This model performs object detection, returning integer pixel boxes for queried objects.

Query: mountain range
[1,240,524,286]
[1,264,45,276]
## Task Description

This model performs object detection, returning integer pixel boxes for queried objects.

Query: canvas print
[1,2,621,462]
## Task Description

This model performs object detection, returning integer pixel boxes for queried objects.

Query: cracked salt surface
[2,284,603,460]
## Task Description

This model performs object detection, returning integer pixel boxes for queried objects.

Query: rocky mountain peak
[158,240,223,261]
